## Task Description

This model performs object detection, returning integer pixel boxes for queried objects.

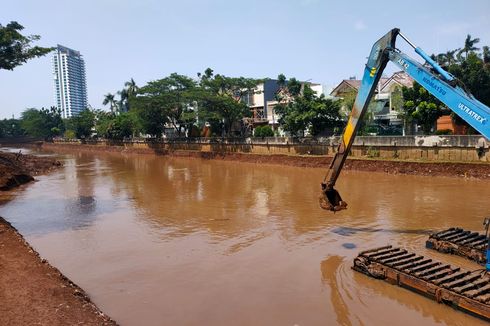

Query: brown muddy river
[1,148,489,325]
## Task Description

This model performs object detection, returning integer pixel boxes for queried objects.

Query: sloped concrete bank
[42,141,490,179]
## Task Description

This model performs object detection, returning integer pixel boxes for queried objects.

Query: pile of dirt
[0,217,116,325]
[0,150,62,190]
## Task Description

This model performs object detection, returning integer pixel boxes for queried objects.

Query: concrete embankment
[47,135,490,162]
[43,136,490,179]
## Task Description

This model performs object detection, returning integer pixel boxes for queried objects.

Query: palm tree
[443,49,459,66]
[483,46,490,65]
[102,93,117,113]
[118,89,129,113]
[458,34,480,60]
[124,78,138,97]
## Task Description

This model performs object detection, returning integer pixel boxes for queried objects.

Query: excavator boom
[320,28,490,212]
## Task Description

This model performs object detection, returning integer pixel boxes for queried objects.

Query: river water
[1,148,489,325]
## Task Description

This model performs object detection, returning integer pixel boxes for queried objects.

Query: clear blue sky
[2,0,490,119]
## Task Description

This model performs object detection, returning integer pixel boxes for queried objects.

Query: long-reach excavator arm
[320,28,490,212]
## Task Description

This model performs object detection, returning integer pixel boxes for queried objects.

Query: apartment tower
[52,45,88,118]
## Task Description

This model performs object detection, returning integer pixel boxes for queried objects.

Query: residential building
[52,45,88,118]
[330,71,413,129]
[244,79,325,132]
[242,79,282,124]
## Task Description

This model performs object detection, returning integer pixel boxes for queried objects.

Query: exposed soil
[0,217,116,325]
[43,142,490,180]
[0,150,62,190]
[0,150,116,325]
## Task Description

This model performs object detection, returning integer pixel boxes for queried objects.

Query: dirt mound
[0,151,62,190]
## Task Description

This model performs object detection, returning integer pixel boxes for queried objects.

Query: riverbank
[0,217,116,325]
[0,150,62,190]
[0,150,117,325]
[43,141,490,179]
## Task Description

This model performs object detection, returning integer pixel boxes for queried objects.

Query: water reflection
[0,153,119,234]
[331,226,434,236]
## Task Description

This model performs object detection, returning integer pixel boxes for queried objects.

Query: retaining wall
[50,135,490,163]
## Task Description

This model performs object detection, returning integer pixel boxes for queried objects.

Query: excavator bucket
[319,183,347,212]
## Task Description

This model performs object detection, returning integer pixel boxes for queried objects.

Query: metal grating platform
[353,245,490,321]
[426,228,488,264]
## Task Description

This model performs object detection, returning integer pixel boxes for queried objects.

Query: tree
[102,93,118,113]
[198,68,260,136]
[274,75,341,136]
[401,82,444,134]
[254,125,274,137]
[20,107,63,139]
[0,118,24,137]
[458,34,480,60]
[125,78,138,97]
[118,88,129,113]
[93,110,114,138]
[106,113,134,140]
[65,109,95,138]
[131,73,199,137]
[483,46,490,65]
[448,52,490,106]
[412,101,442,134]
[0,21,53,70]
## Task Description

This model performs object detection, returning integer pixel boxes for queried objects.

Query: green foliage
[0,118,24,137]
[401,82,443,134]
[198,68,259,136]
[448,52,490,106]
[20,107,64,139]
[254,125,274,138]
[102,93,117,113]
[93,110,113,138]
[64,129,76,139]
[412,101,442,134]
[429,34,490,135]
[0,21,53,70]
[274,75,341,136]
[131,73,198,137]
[390,86,404,112]
[340,89,357,117]
[65,109,95,138]
[106,112,140,140]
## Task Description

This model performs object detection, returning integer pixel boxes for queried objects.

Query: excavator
[319,28,490,269]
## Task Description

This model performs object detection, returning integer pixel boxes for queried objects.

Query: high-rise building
[52,45,88,118]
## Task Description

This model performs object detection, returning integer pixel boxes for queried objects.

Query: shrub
[64,129,76,139]
[254,125,274,138]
